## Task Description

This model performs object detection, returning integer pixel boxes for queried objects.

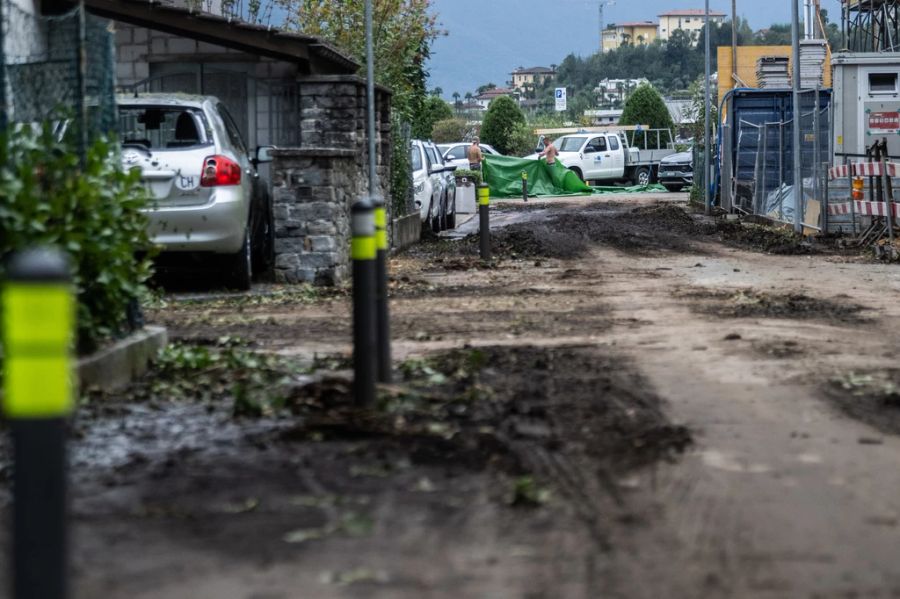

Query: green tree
[619,83,675,149]
[431,118,469,143]
[477,83,497,94]
[412,96,453,139]
[480,96,527,155]
[276,0,440,120]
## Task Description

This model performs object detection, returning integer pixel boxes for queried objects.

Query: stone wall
[271,75,392,285]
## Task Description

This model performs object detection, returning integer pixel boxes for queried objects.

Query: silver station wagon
[117,94,274,290]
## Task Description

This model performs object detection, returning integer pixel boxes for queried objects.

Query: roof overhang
[57,0,359,74]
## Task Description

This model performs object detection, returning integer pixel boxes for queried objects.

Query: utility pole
[792,0,803,233]
[704,0,712,215]
[599,0,616,52]
[732,0,738,85]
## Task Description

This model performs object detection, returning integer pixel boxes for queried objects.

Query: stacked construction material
[799,39,828,89]
[757,56,791,88]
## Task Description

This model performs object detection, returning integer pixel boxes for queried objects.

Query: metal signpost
[555,87,567,112]
[3,248,74,599]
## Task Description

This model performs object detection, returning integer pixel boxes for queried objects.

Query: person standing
[467,137,484,170]
[539,136,558,165]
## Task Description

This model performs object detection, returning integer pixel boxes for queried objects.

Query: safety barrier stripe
[826,200,900,217]
[829,162,900,180]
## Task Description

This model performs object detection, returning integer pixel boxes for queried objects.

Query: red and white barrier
[827,200,900,218]
[829,162,900,180]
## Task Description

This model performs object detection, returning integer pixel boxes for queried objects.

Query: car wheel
[632,167,651,187]
[228,226,253,291]
[663,184,683,193]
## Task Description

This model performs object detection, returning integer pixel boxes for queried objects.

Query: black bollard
[478,184,491,262]
[351,199,377,406]
[372,196,392,383]
[522,171,529,203]
[2,247,74,599]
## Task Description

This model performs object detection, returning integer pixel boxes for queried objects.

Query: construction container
[833,52,900,159]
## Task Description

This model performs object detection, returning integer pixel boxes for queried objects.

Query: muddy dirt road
[4,193,900,598]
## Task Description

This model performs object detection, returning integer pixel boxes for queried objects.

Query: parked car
[117,94,274,290]
[411,139,457,231]
[527,129,676,185]
[657,150,694,192]
[437,142,500,170]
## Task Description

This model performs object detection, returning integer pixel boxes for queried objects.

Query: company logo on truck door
[868,111,900,132]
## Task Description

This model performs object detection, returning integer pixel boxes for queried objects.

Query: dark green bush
[0,124,154,353]
[481,96,527,156]
[620,84,675,150]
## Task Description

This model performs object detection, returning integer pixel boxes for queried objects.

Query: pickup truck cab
[528,129,676,186]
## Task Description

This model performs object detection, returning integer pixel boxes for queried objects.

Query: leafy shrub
[620,84,675,150]
[0,124,154,353]
[507,122,537,157]
[411,96,454,140]
[431,118,469,144]
[480,96,527,155]
[453,169,482,186]
[390,116,413,217]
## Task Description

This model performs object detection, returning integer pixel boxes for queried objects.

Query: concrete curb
[392,213,421,252]
[78,326,168,392]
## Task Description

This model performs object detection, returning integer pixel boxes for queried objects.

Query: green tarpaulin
[482,154,666,198]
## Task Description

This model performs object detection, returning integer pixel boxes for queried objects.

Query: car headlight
[414,182,425,194]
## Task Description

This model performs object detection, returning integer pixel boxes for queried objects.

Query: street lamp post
[704,0,712,215]
[599,0,616,52]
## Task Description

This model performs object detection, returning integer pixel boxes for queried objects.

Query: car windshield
[118,106,211,151]
[557,137,586,152]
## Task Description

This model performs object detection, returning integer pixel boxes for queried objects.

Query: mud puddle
[677,288,869,323]
[825,371,900,436]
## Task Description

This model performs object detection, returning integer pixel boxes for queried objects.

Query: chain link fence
[732,89,831,230]
[1,0,117,151]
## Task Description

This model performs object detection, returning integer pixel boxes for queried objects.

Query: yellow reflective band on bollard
[351,235,377,260]
[521,172,528,180]
[2,284,75,418]
[374,207,388,251]
[478,187,490,206]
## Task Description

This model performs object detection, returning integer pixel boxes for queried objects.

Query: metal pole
[351,200,376,407]
[813,86,821,228]
[478,184,491,261]
[761,124,769,215]
[365,0,377,193]
[75,0,88,164]
[880,140,895,246]
[365,0,391,384]
[792,0,803,233]
[704,0,712,215]
[0,0,7,132]
[373,198,391,383]
[3,248,74,599]
[732,0,738,87]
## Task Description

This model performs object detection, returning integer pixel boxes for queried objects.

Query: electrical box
[833,52,900,160]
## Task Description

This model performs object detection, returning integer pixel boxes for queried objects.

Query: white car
[117,94,274,290]
[437,142,500,170]
[411,140,457,232]
[526,134,628,183]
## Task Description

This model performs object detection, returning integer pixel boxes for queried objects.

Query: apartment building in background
[658,9,727,43]
[602,21,659,52]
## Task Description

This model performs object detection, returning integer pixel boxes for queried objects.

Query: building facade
[602,22,658,53]
[510,66,556,92]
[658,9,726,43]
[474,87,518,109]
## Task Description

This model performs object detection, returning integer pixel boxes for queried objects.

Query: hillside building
[510,66,556,92]
[658,9,726,44]
[602,21,658,53]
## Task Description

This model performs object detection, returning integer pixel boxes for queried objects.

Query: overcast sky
[427,0,842,97]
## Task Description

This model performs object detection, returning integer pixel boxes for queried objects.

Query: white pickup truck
[528,128,676,186]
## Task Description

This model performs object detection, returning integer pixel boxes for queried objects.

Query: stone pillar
[271,75,392,285]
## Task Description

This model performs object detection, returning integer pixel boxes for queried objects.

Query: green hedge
[0,124,154,353]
